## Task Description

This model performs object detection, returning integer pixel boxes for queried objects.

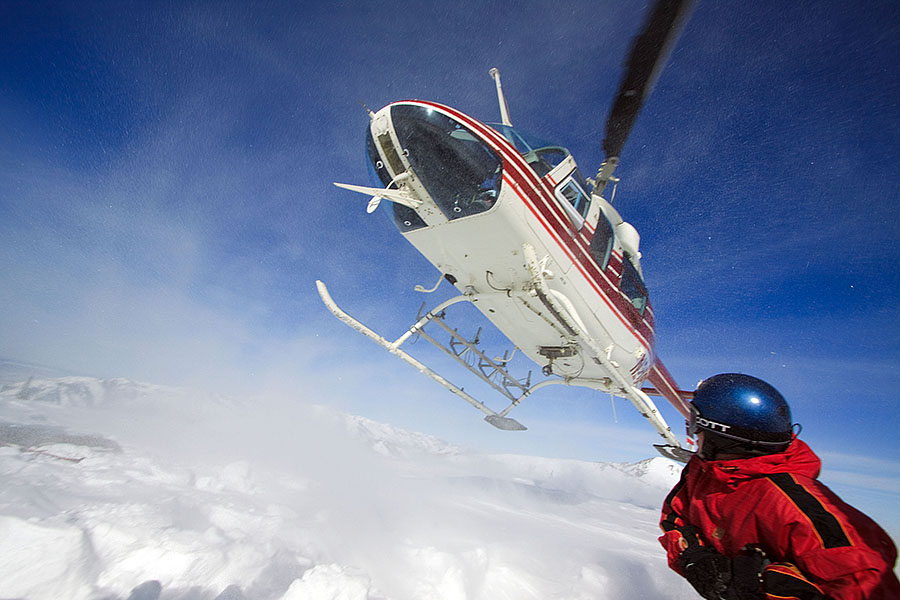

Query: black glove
[681,544,734,600]
[679,540,766,600]
[731,548,768,597]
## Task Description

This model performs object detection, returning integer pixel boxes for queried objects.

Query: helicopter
[317,0,696,462]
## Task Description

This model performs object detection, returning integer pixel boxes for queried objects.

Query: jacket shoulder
[760,472,853,550]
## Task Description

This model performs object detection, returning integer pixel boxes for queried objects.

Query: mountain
[0,374,693,600]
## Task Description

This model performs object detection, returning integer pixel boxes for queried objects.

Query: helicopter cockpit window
[489,124,570,178]
[620,255,648,316]
[558,179,590,220]
[391,105,502,221]
[367,126,427,232]
[589,212,614,271]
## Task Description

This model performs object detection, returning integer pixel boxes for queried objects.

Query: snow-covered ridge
[324,408,463,459]
[0,375,690,600]
[1,374,226,408]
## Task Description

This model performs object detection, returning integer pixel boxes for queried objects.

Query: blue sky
[2,1,899,529]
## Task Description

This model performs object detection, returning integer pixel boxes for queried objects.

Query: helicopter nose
[380,104,503,221]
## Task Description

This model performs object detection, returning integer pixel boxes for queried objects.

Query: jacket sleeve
[658,462,694,575]
[758,473,900,600]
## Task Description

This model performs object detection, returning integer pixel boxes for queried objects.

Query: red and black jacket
[659,439,900,599]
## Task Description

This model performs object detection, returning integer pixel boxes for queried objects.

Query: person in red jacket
[659,373,900,600]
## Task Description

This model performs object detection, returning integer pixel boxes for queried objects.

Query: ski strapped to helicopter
[318,0,697,462]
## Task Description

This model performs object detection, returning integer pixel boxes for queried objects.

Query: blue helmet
[690,373,794,458]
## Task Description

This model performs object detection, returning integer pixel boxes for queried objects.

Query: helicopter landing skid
[316,280,554,432]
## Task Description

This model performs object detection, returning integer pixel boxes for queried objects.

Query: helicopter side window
[526,148,569,178]
[537,148,568,168]
[557,180,590,220]
[489,124,570,178]
[489,124,532,153]
[620,255,648,316]
[589,213,614,270]
[554,178,590,230]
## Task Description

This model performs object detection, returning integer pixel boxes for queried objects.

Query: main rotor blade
[603,0,693,161]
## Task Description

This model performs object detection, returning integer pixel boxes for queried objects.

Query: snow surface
[0,374,696,599]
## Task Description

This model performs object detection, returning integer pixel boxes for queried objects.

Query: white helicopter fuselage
[366,100,664,393]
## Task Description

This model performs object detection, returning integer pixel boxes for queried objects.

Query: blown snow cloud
[0,371,696,599]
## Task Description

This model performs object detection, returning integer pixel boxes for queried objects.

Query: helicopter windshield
[489,124,570,178]
[387,105,503,224]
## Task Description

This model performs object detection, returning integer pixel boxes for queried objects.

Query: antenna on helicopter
[596,0,694,198]
[357,99,375,120]
[489,68,513,127]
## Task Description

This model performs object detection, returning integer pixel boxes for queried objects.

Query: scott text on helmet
[695,417,731,433]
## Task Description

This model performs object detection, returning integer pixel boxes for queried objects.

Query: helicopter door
[620,255,649,322]
[589,212,615,271]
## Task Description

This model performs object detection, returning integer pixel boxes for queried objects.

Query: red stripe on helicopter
[436,103,657,345]
[428,101,655,332]
[414,101,656,346]
[495,169,656,351]
[647,362,691,418]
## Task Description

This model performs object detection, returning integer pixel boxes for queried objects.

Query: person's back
[658,373,900,600]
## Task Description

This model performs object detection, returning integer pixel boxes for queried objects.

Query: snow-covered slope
[0,375,694,600]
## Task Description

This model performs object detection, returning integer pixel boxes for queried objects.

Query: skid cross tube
[422,315,532,401]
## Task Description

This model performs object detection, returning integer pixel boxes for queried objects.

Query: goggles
[687,403,701,437]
